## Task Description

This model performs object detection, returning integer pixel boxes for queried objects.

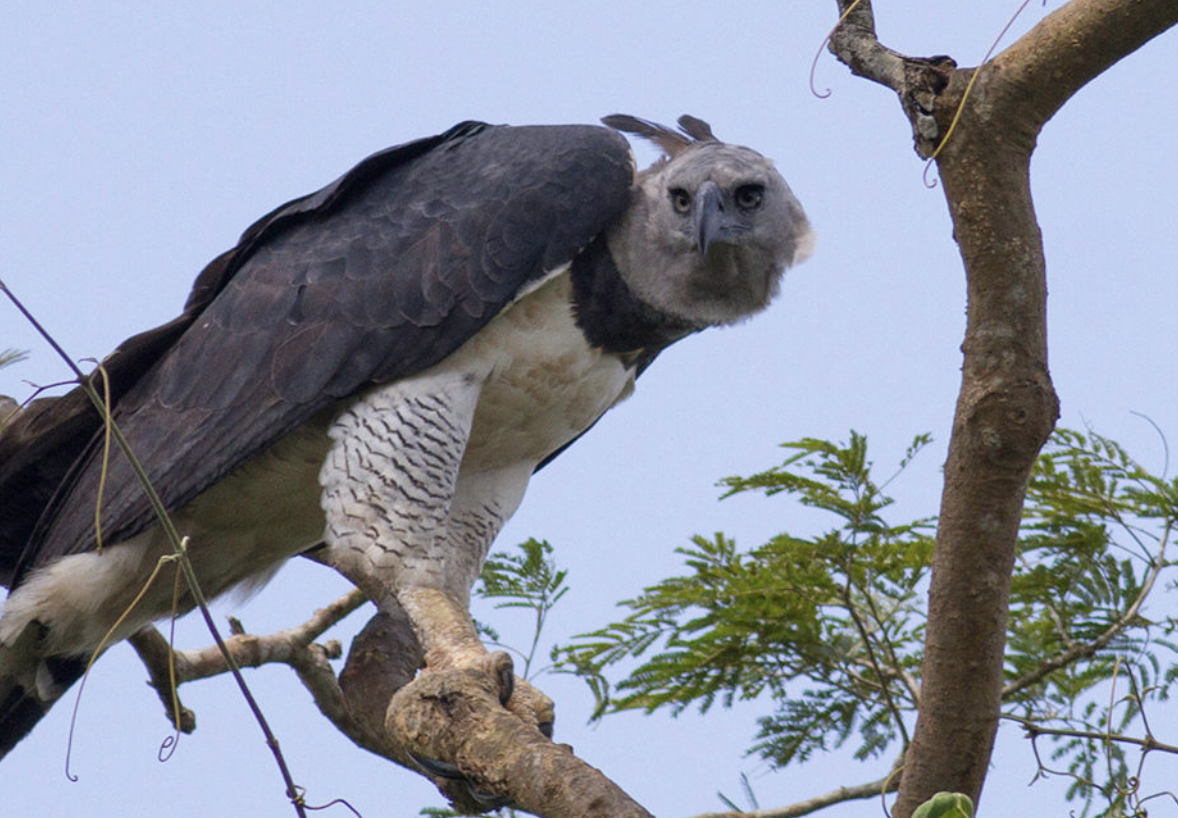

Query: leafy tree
[547,428,1178,816]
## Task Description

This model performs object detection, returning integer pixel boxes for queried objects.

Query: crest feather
[602,114,719,157]
[676,115,717,143]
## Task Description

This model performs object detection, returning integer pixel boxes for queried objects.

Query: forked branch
[825,2,1178,816]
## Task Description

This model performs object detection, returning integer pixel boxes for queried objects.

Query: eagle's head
[603,114,813,328]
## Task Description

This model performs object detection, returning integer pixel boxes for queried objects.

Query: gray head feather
[603,114,814,328]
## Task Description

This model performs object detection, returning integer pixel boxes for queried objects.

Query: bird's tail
[0,623,84,760]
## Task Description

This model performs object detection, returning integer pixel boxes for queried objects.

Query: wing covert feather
[12,122,634,581]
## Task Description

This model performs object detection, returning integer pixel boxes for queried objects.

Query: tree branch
[687,763,900,818]
[129,588,366,687]
[388,668,652,818]
[827,0,906,90]
[988,0,1178,133]
[828,0,957,156]
[1005,713,1178,757]
[841,564,910,747]
[827,2,1178,815]
[127,627,198,733]
[129,590,653,817]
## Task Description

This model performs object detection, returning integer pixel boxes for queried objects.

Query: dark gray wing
[9,121,634,583]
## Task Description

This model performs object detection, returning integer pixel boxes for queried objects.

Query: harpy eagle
[0,115,812,756]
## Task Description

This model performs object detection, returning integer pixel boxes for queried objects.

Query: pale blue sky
[3,3,1177,816]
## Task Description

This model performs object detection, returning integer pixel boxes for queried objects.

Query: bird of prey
[0,115,812,757]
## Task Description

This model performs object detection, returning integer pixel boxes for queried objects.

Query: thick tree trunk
[830,1,1178,814]
[908,89,1057,814]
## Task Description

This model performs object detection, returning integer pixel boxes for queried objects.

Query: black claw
[488,651,515,705]
[467,787,512,810]
[411,752,513,811]
[409,751,464,780]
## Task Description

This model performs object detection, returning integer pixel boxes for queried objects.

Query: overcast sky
[3,3,1177,817]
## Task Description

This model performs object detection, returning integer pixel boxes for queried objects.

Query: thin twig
[686,760,901,818]
[1002,522,1170,699]
[1004,713,1178,756]
[841,555,911,748]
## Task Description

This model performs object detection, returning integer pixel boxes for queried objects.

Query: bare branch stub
[827,0,957,157]
[128,628,197,734]
[827,0,903,88]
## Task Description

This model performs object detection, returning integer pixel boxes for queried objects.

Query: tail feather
[0,630,85,760]
[1,683,60,758]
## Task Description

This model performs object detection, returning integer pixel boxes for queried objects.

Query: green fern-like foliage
[1007,428,1178,814]
[555,431,936,765]
[550,427,1178,814]
[475,538,568,680]
[0,348,27,369]
[0,348,28,432]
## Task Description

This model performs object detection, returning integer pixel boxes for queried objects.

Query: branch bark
[829,1,1178,815]
[130,590,653,817]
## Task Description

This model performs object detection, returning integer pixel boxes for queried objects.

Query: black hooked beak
[693,181,742,257]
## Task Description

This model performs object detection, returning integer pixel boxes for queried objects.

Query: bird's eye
[670,188,692,214]
[735,184,764,211]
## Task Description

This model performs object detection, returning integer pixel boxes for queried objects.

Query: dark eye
[670,188,692,214]
[735,184,764,211]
